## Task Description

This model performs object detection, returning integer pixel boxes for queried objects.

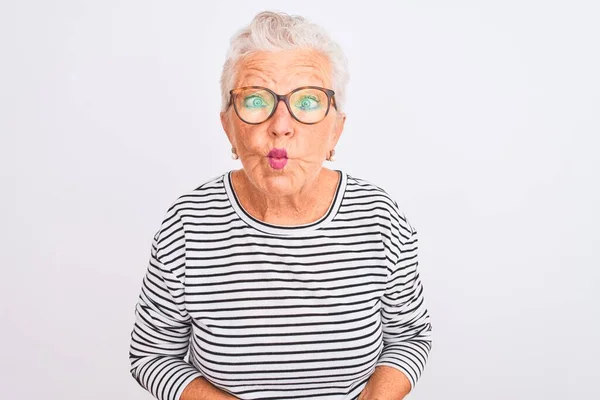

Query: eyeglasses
[227,86,337,125]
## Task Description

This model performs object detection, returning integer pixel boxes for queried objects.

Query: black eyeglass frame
[227,85,338,125]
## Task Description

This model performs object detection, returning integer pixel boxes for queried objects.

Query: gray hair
[220,11,350,113]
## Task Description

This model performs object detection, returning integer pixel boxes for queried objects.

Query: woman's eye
[243,95,268,109]
[295,96,320,111]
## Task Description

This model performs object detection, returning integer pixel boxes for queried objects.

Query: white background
[1,1,599,399]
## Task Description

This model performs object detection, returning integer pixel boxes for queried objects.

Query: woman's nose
[269,100,294,137]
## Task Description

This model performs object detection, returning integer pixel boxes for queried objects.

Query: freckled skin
[220,49,346,224]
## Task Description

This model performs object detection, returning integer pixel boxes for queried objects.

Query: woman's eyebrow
[237,67,328,89]
[236,72,273,87]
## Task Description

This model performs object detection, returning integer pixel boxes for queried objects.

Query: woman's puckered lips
[267,148,288,158]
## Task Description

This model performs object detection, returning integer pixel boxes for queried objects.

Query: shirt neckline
[223,169,347,236]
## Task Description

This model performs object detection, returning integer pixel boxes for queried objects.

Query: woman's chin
[256,171,300,194]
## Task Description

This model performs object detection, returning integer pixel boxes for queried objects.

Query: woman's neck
[231,167,340,226]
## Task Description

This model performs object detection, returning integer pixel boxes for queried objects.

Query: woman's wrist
[358,365,411,400]
[180,377,238,400]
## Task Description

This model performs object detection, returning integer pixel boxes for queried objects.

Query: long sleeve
[129,210,202,400]
[377,223,433,390]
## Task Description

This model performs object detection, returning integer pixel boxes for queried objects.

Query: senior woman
[129,10,432,400]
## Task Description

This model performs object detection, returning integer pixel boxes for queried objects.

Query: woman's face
[220,49,346,196]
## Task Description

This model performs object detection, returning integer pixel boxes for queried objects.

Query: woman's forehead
[235,49,332,90]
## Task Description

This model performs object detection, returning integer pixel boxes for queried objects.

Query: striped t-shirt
[129,169,433,400]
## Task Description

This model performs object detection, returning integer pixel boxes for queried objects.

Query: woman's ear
[332,112,346,145]
[220,111,228,132]
[220,111,234,145]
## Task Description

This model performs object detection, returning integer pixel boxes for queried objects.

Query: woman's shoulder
[343,170,417,239]
[153,172,229,228]
[167,171,228,210]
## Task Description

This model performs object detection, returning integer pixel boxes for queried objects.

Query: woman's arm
[129,215,208,400]
[361,224,433,399]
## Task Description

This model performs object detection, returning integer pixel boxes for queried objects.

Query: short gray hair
[220,11,350,113]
